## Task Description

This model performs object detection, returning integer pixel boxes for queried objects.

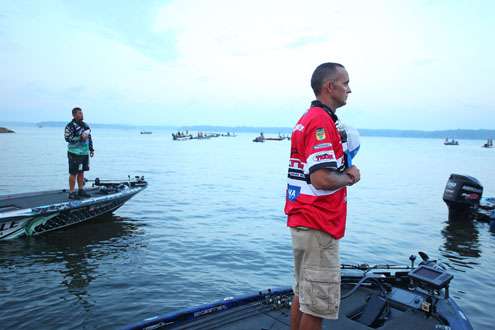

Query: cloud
[0,0,494,128]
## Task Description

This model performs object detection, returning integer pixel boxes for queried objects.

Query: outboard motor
[443,174,483,220]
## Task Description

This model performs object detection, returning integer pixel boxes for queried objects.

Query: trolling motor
[443,174,483,220]
[83,176,147,195]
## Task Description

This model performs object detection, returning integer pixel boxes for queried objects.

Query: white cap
[341,123,360,166]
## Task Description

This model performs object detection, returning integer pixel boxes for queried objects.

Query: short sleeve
[304,115,339,174]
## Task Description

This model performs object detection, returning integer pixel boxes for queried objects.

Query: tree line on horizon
[1,121,493,140]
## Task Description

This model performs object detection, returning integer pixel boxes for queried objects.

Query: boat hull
[0,179,146,240]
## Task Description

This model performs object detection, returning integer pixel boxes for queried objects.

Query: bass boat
[123,252,472,330]
[0,176,147,240]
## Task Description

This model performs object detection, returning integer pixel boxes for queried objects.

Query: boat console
[342,253,459,328]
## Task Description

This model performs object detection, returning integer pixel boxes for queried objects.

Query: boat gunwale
[0,185,146,221]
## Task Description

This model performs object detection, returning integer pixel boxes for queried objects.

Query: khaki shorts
[291,227,340,320]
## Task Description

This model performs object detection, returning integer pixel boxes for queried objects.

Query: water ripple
[1,130,494,329]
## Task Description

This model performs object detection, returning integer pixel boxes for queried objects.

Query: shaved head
[311,62,345,96]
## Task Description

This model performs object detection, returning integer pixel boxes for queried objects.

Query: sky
[0,0,494,130]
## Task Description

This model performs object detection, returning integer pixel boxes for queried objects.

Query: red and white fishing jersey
[284,103,347,239]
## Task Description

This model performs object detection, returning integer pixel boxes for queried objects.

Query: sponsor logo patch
[289,158,304,169]
[288,171,305,179]
[315,153,334,161]
[316,128,326,141]
[287,184,301,201]
[311,151,336,163]
[312,142,332,150]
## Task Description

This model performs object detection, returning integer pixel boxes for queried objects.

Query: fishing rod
[341,264,412,271]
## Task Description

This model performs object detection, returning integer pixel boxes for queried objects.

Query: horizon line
[1,120,494,132]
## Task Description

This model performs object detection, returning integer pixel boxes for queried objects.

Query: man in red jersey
[285,63,360,330]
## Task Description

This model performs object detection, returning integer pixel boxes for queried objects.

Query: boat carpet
[0,189,98,211]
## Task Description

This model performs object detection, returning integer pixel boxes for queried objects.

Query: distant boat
[173,136,192,141]
[482,139,493,148]
[444,138,459,146]
[172,131,231,140]
[0,127,15,133]
[190,132,214,140]
[253,132,289,142]
[191,134,211,140]
[140,131,152,135]
[172,132,192,141]
[220,132,237,137]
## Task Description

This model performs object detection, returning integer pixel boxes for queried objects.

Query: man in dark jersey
[284,63,360,330]
[64,107,95,199]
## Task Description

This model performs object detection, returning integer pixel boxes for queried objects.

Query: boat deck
[131,285,448,330]
[0,188,99,212]
[185,300,440,330]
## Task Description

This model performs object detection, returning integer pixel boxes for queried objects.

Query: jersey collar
[310,100,339,123]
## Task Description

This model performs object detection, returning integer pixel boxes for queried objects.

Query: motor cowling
[443,174,483,220]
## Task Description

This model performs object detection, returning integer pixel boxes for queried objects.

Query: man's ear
[326,80,334,93]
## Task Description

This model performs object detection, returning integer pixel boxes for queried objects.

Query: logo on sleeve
[287,184,301,201]
[314,152,334,162]
[316,128,326,141]
[312,142,332,150]
[310,150,336,163]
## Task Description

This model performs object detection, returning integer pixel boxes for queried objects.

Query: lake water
[1,127,494,329]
